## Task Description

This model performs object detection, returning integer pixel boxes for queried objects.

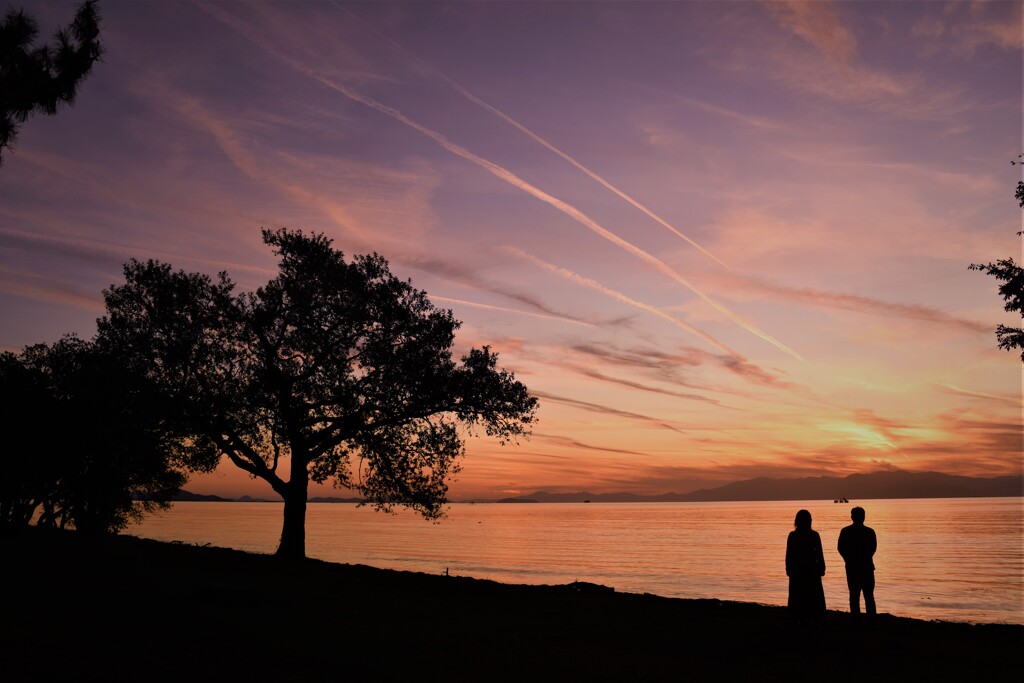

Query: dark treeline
[1,228,537,557]
[0,336,187,534]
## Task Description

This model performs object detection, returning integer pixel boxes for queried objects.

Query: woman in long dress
[786,509,826,624]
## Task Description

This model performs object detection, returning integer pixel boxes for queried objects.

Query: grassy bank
[2,527,1019,681]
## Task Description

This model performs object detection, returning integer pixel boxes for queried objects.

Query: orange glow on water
[131,498,1024,624]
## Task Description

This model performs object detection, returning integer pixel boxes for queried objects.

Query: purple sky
[2,1,1021,499]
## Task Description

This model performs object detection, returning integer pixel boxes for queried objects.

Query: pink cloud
[769,0,858,63]
[708,271,991,334]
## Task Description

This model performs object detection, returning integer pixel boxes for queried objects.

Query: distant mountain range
[172,490,232,502]
[173,470,1021,504]
[484,470,1023,504]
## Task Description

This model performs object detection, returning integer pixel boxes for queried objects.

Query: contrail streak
[714,272,991,334]
[504,246,739,357]
[203,6,803,361]
[432,295,596,327]
[447,89,729,268]
[532,390,687,434]
[311,80,802,359]
[937,383,1022,406]
[336,5,728,268]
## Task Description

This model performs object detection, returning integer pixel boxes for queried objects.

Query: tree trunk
[275,456,309,559]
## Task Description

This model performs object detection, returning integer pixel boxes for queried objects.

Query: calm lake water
[127,497,1024,625]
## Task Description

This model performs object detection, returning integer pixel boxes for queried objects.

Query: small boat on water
[833,497,849,503]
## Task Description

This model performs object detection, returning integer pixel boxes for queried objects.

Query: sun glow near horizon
[2,1,1021,501]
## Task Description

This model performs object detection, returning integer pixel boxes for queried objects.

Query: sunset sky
[2,1,1021,500]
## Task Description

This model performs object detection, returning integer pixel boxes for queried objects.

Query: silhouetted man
[837,506,877,621]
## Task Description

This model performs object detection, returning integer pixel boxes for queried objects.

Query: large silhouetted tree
[0,336,189,534]
[99,228,538,559]
[968,167,1024,362]
[0,0,103,165]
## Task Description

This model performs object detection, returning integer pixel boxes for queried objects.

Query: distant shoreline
[177,469,1024,503]
[177,493,1024,504]
[2,527,1020,681]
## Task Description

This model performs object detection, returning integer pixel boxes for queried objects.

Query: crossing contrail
[504,246,740,357]
[203,5,803,361]
[443,85,729,268]
[308,78,802,359]
[301,75,803,359]
[337,3,729,268]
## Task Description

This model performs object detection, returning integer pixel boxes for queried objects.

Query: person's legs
[846,571,861,614]
[863,571,876,617]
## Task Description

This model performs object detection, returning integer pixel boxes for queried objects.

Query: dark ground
[2,527,1020,682]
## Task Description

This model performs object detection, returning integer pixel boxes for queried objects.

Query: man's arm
[816,534,826,576]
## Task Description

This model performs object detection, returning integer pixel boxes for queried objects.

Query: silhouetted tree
[1014,154,1024,210]
[968,167,1024,362]
[0,350,60,532]
[99,228,538,559]
[38,336,189,533]
[0,0,103,165]
[0,336,188,534]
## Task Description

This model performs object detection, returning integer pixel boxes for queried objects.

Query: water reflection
[129,497,1023,624]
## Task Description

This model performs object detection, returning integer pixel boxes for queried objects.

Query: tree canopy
[968,169,1024,363]
[0,336,187,535]
[0,0,103,165]
[98,228,538,558]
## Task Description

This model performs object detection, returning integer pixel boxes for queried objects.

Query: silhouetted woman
[785,509,826,625]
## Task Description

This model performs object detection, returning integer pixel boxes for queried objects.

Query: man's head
[851,506,866,523]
